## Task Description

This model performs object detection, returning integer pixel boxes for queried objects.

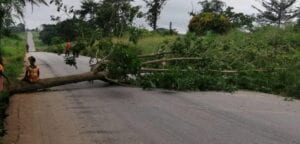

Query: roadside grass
[1,34,26,79]
[113,35,177,54]
[34,31,177,55]
[0,33,26,137]
[32,32,50,51]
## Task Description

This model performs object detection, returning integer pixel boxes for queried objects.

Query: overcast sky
[24,0,262,33]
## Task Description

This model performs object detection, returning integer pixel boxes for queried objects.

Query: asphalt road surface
[4,33,300,144]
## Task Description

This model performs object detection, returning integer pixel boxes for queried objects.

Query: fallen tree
[8,72,108,94]
[5,56,206,94]
[5,31,298,98]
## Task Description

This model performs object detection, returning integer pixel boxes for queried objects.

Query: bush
[141,26,300,98]
[188,12,231,35]
[294,19,300,32]
[141,70,237,92]
[0,92,9,136]
[0,33,26,136]
[107,43,141,81]
[39,24,58,45]
[50,37,65,54]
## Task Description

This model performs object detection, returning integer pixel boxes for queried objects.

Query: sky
[24,0,262,33]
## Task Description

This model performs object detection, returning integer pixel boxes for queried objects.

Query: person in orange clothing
[23,56,40,83]
[65,40,71,57]
[0,57,9,91]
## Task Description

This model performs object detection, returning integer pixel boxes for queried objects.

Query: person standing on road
[26,43,29,53]
[73,38,84,58]
[65,40,71,57]
[23,56,40,83]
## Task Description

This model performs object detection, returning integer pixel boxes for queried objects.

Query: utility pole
[169,21,172,34]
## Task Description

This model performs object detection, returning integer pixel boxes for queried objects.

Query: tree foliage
[198,0,225,13]
[0,0,47,36]
[295,17,300,31]
[76,0,98,22]
[189,12,231,35]
[141,27,300,97]
[143,0,168,30]
[93,0,142,36]
[107,43,141,81]
[189,0,254,35]
[253,0,300,27]
[224,7,255,29]
[39,24,58,45]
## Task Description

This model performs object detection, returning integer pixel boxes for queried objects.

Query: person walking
[23,56,40,83]
[65,40,71,57]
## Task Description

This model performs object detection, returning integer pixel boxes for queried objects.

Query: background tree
[10,23,25,33]
[39,24,58,45]
[189,0,254,35]
[223,7,255,29]
[92,0,142,36]
[143,0,168,30]
[294,17,300,31]
[76,0,98,23]
[39,18,83,45]
[56,19,81,41]
[0,0,48,60]
[252,0,300,27]
[189,12,231,35]
[199,0,225,13]
[0,0,47,36]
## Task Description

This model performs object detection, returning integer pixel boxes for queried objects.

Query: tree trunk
[153,11,158,30]
[142,57,204,65]
[138,52,173,58]
[9,72,108,94]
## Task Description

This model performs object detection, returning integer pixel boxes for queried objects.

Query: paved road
[27,32,36,52]
[4,33,300,144]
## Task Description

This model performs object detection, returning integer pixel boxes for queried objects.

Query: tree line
[1,0,300,41]
[0,0,299,98]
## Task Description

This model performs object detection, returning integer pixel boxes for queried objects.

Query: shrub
[188,12,231,35]
[0,92,9,136]
[107,43,141,81]
[141,26,300,98]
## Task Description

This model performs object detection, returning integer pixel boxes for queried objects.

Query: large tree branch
[141,68,288,73]
[142,57,204,65]
[138,52,173,58]
[9,72,108,94]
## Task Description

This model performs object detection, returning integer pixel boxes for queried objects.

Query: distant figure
[65,40,71,57]
[23,56,40,83]
[0,57,9,91]
[26,43,29,53]
[73,38,84,58]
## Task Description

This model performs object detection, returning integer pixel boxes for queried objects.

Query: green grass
[1,33,26,80]
[32,32,50,51]
[138,35,177,54]
[113,35,177,54]
[34,30,177,55]
[0,33,26,137]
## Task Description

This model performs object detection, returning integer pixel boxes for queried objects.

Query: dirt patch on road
[3,91,90,144]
